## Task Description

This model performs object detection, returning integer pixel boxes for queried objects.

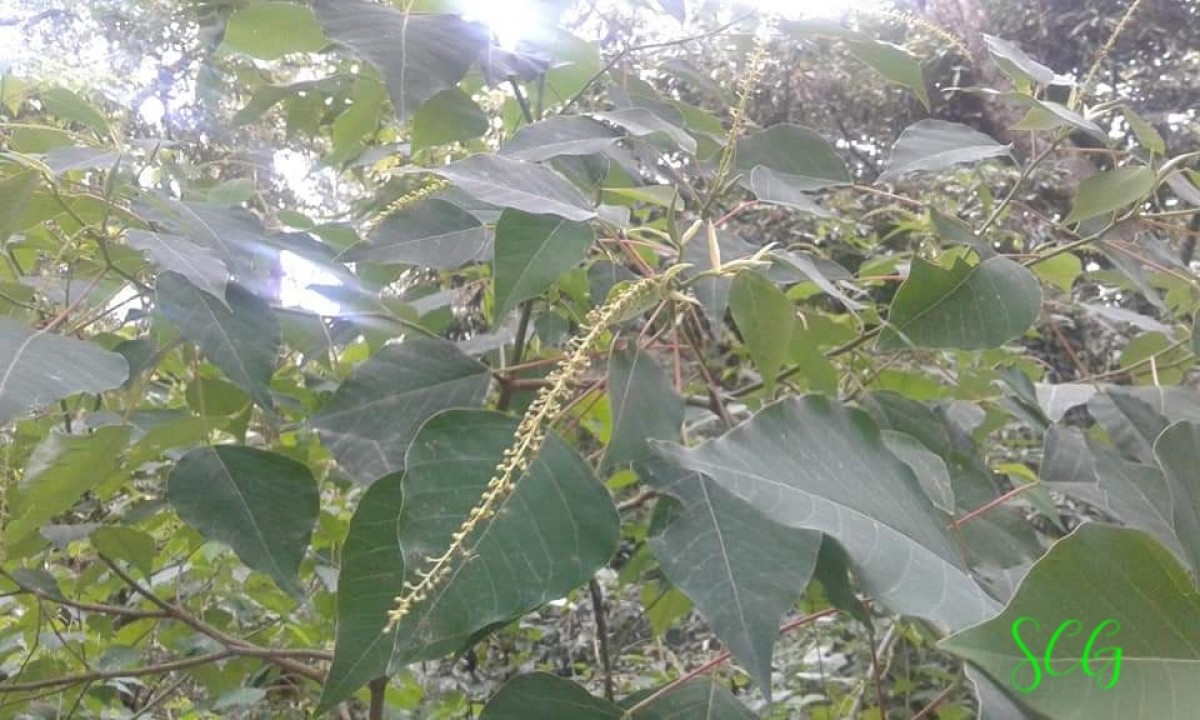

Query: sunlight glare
[280,251,342,316]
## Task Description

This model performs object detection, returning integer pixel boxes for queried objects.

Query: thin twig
[588,579,614,702]
[0,651,237,692]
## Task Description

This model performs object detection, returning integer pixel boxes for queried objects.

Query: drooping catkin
[384,276,661,631]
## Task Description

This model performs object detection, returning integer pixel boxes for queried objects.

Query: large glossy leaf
[4,426,131,547]
[643,458,822,698]
[878,256,1041,351]
[1064,166,1156,224]
[735,123,850,190]
[167,446,318,594]
[156,273,281,410]
[222,1,326,60]
[320,410,619,709]
[941,524,1200,718]
[493,209,594,319]
[878,120,1010,183]
[342,198,490,269]
[126,230,229,304]
[410,154,596,222]
[601,346,683,473]
[1152,421,1200,576]
[311,0,488,124]
[498,116,622,162]
[480,673,756,720]
[1041,425,1186,568]
[652,395,998,632]
[729,270,794,394]
[310,334,490,484]
[0,318,130,427]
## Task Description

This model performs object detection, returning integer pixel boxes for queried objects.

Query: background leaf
[878,120,1010,183]
[167,445,318,594]
[493,209,594,319]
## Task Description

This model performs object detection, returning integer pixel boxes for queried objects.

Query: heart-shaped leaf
[653,395,998,632]
[941,524,1200,718]
[1065,166,1156,224]
[126,230,229,305]
[409,154,596,222]
[879,256,1041,351]
[342,198,491,269]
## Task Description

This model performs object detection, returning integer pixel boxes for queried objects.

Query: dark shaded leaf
[735,123,850,190]
[342,198,490,269]
[310,335,490,484]
[167,446,318,593]
[127,230,229,304]
[410,87,489,150]
[493,209,594,319]
[321,410,619,708]
[312,0,488,123]
[1152,421,1200,576]
[499,116,622,162]
[156,273,280,410]
[480,673,620,720]
[1065,166,1156,224]
[601,346,683,473]
[643,457,821,697]
[729,270,794,394]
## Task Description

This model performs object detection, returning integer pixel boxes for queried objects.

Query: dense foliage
[0,0,1198,718]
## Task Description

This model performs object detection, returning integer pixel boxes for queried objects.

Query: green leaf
[1032,252,1081,294]
[156,273,281,410]
[499,116,622,162]
[878,120,1010,183]
[40,87,110,137]
[409,154,596,222]
[643,458,821,698]
[930,208,996,258]
[0,170,39,242]
[1064,166,1156,224]
[312,0,488,123]
[0,317,129,427]
[493,209,594,320]
[879,256,1041,351]
[729,270,794,394]
[320,410,619,709]
[1041,425,1186,569]
[982,35,1056,91]
[747,167,833,216]
[480,674,756,720]
[167,446,318,594]
[601,346,683,473]
[941,524,1200,718]
[410,87,488,151]
[1152,421,1200,576]
[480,673,620,719]
[342,198,490,269]
[594,107,697,155]
[91,527,155,579]
[846,39,930,110]
[222,2,326,60]
[126,230,229,305]
[882,430,955,512]
[1121,106,1165,155]
[735,123,850,190]
[4,426,131,547]
[1005,97,1106,141]
[310,335,490,484]
[652,395,998,632]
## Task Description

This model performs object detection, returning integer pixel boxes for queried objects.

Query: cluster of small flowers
[384,277,661,632]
